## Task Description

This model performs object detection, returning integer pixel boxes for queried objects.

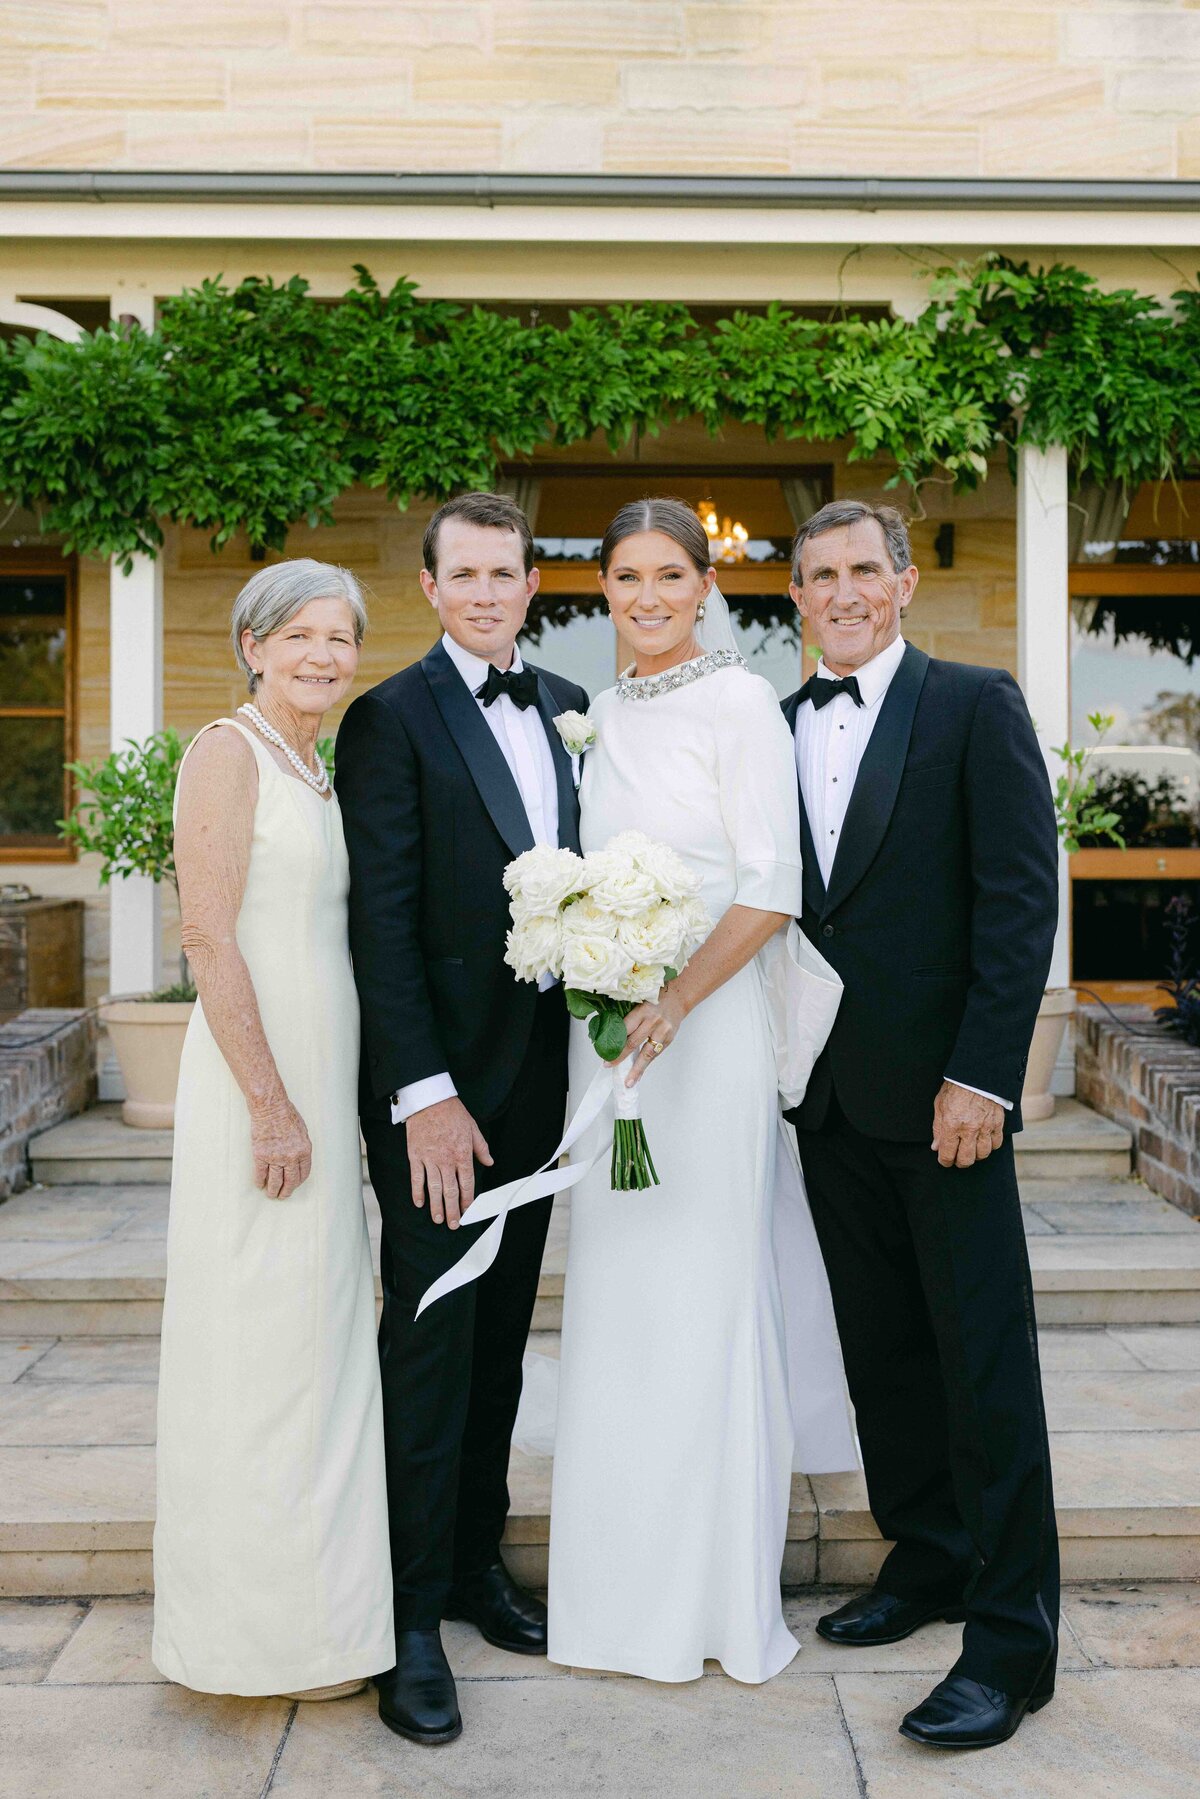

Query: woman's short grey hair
[231,559,367,694]
[791,500,912,584]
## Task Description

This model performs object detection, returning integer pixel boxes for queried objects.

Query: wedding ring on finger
[648,1039,665,1056]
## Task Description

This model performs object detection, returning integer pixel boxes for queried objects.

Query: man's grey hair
[231,559,367,694]
[791,500,913,585]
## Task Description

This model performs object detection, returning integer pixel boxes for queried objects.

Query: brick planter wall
[0,1009,97,1199]
[1076,1006,1200,1217]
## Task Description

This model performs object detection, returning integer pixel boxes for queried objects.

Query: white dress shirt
[393,633,560,1124]
[793,634,1010,1111]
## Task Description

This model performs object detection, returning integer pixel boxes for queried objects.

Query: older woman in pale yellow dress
[152,559,393,1699]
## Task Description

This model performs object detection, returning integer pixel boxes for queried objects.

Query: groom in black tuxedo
[335,492,587,1745]
[783,500,1060,1752]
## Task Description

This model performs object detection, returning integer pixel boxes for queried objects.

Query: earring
[697,602,707,621]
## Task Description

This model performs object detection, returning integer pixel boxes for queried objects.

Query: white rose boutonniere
[553,710,597,757]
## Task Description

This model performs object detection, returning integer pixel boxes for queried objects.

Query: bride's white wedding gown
[546,655,857,1685]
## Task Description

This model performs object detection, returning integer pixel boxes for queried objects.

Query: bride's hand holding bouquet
[503,832,710,1189]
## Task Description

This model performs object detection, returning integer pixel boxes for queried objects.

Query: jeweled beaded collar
[616,648,747,702]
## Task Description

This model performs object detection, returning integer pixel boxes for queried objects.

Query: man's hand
[405,1097,493,1228]
[931,1082,1004,1170]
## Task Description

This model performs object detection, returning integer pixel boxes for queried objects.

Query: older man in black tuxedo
[336,491,587,1746]
[783,500,1060,1752]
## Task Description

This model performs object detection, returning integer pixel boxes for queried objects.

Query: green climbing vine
[3,256,1199,569]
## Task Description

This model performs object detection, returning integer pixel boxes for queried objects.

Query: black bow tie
[805,673,864,711]
[476,663,539,711]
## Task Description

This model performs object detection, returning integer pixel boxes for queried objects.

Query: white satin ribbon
[414,1060,631,1318]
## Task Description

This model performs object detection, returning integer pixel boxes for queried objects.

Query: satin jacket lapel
[533,674,582,853]
[782,687,828,918]
[822,642,930,917]
[422,641,535,859]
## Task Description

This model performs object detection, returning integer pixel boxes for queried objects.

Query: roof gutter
[1,171,1199,209]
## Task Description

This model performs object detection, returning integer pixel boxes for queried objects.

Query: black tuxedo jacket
[335,640,588,1124]
[782,644,1058,1140]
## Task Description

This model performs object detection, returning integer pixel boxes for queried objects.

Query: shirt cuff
[392,1072,458,1125]
[946,1078,1012,1112]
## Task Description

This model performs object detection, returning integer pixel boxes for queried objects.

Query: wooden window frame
[1067,561,1200,1001]
[0,549,78,864]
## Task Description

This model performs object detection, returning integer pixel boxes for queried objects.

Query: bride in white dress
[546,499,856,1684]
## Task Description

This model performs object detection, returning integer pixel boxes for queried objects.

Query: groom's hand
[406,1097,494,1228]
[931,1082,1004,1170]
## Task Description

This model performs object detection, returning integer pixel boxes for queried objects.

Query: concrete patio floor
[1,1587,1198,1797]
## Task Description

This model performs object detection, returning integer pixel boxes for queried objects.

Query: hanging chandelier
[697,502,749,564]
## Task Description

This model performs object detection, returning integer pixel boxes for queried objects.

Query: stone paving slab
[0,1591,1195,1798]
[1035,1329,1143,1370]
[1111,1326,1200,1370]
[0,1596,85,1683]
[0,1683,292,1799]
[23,1338,160,1384]
[8,1181,1198,1332]
[1063,1583,1200,1670]
[0,1381,156,1447]
[1042,1369,1200,1432]
[1027,1234,1200,1281]
[0,1340,54,1383]
[1012,1098,1132,1154]
[812,1426,1200,1542]
[837,1667,1200,1799]
[1028,1197,1200,1235]
[275,1673,863,1799]
[0,1447,154,1547]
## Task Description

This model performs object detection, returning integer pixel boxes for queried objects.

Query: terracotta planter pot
[1020,988,1077,1124]
[100,999,195,1129]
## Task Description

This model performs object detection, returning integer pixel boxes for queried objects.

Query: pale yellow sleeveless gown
[152,719,393,1695]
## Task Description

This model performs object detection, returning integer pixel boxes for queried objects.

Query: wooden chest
[0,896,86,1022]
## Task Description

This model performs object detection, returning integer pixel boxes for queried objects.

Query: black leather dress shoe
[375,1630,462,1746]
[816,1589,966,1647]
[444,1561,548,1655]
[899,1671,1055,1750]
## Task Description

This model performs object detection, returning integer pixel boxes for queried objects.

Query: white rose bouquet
[503,832,711,1189]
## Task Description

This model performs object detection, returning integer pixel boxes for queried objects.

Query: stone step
[28,1096,1133,1188]
[4,1180,1195,1337]
[0,1327,1196,1595]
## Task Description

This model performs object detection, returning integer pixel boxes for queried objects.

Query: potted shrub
[60,730,194,1129]
[1021,714,1125,1122]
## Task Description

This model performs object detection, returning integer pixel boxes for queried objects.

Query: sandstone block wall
[2,1,1199,178]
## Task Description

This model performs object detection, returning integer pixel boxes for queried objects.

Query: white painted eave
[0,198,1197,248]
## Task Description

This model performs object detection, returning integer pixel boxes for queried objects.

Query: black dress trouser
[362,988,569,1638]
[796,1097,1060,1698]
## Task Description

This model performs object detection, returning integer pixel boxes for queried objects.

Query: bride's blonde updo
[599,497,711,576]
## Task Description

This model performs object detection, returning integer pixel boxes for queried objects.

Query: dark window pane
[1072,879,1200,981]
[0,716,67,845]
[0,625,67,707]
[0,577,66,620]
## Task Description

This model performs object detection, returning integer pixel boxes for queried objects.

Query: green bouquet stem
[564,986,665,1192]
[610,1113,659,1192]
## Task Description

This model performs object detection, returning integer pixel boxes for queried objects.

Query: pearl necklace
[237,703,330,794]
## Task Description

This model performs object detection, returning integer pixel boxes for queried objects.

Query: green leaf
[591,1006,629,1062]
[1,257,1197,553]
[564,987,598,1020]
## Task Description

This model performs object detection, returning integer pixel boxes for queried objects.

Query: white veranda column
[107,291,164,997]
[1016,443,1072,997]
